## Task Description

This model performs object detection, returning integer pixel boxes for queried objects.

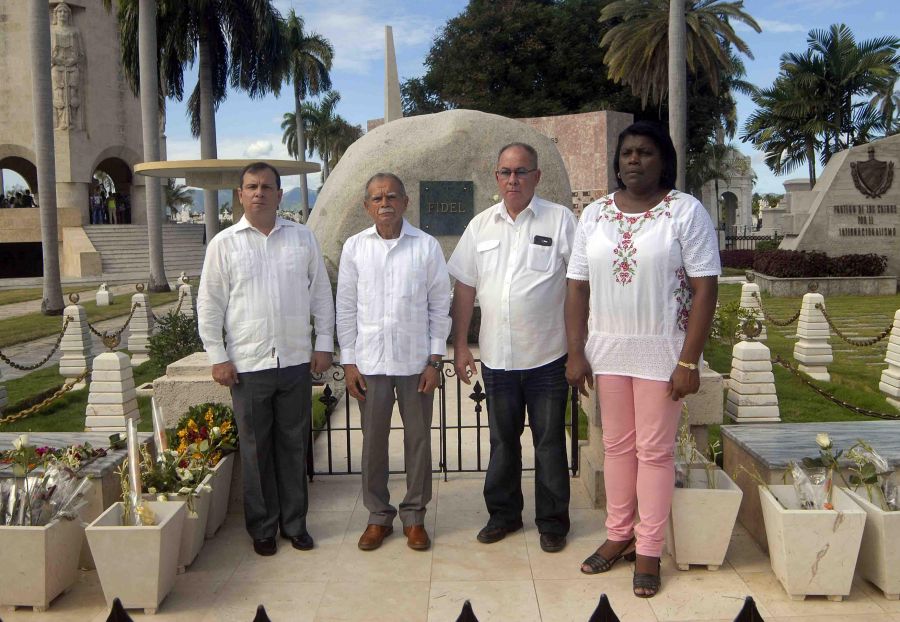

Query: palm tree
[870,76,900,135]
[164,179,193,218]
[600,0,760,191]
[104,0,285,245]
[29,1,64,315]
[781,25,899,161]
[280,10,333,222]
[741,76,824,185]
[297,91,340,181]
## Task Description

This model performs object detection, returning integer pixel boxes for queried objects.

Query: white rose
[13,434,29,451]
[815,433,832,450]
[176,468,193,483]
[211,426,221,438]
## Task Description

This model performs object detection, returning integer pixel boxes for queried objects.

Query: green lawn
[2,359,328,436]
[0,283,104,307]
[705,284,900,424]
[0,291,180,348]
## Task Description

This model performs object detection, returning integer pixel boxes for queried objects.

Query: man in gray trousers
[198,162,334,556]
[336,172,451,551]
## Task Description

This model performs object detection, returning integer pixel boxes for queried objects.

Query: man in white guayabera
[197,162,334,557]
[337,173,451,552]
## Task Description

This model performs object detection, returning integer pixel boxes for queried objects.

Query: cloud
[246,140,274,158]
[755,19,806,34]
[272,0,442,74]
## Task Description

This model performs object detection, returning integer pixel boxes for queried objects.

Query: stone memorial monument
[780,134,900,277]
[96,282,113,306]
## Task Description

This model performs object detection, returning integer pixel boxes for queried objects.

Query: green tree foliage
[743,24,899,183]
[281,91,363,181]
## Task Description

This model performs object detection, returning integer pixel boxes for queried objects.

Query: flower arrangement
[174,403,237,467]
[846,439,898,511]
[140,443,211,514]
[1,440,106,472]
[0,435,93,526]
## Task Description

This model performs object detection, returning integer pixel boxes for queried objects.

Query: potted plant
[140,444,213,573]
[85,462,186,614]
[667,413,743,570]
[0,435,95,612]
[843,440,900,600]
[758,433,866,601]
[175,403,238,538]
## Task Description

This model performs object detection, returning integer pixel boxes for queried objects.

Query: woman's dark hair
[613,122,677,191]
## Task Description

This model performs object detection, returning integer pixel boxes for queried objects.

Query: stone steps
[83,224,207,277]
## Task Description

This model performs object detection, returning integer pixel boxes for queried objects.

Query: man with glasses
[448,142,576,552]
[337,173,451,552]
[197,162,334,557]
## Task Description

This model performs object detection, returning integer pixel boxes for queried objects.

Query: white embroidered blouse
[566,191,721,381]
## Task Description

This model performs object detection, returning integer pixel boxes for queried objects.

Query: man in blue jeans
[448,143,576,552]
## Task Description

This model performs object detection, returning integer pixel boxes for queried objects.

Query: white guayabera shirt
[566,191,721,381]
[336,219,451,376]
[197,216,335,373]
[447,195,577,371]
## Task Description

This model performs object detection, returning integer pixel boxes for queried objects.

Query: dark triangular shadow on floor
[456,600,480,622]
[105,598,134,622]
[734,596,765,621]
[587,593,620,622]
[253,604,272,622]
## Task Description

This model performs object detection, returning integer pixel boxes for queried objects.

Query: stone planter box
[845,488,900,600]
[206,452,235,538]
[666,467,743,571]
[0,507,85,612]
[86,500,186,615]
[747,271,897,297]
[759,485,865,601]
[144,473,213,573]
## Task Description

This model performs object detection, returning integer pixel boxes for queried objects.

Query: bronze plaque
[420,181,474,236]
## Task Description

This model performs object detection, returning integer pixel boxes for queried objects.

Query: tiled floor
[4,472,900,621]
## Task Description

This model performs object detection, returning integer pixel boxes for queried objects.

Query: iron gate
[309,360,580,480]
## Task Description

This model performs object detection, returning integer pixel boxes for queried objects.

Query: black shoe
[476,521,523,544]
[252,537,277,556]
[539,533,567,553]
[289,533,314,551]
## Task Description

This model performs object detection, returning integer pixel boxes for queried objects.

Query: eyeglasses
[496,168,537,179]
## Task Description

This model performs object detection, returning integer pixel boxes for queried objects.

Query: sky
[3,0,898,196]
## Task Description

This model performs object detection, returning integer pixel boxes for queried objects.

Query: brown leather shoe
[403,524,431,551]
[357,524,393,551]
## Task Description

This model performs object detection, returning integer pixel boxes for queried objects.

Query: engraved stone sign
[419,181,474,236]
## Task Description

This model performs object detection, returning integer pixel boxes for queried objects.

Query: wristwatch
[428,360,443,370]
[677,360,698,370]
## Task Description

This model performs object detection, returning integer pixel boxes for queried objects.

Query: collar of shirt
[232,214,289,236]
[359,218,421,241]
[492,195,541,224]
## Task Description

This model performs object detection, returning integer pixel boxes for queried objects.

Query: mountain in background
[188,186,318,214]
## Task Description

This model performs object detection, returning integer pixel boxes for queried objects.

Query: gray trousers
[359,374,433,527]
[231,363,311,540]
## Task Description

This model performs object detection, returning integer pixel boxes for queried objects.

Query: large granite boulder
[308,109,572,281]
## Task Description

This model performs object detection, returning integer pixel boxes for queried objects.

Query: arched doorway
[721,191,738,235]
[92,157,133,224]
[0,156,38,207]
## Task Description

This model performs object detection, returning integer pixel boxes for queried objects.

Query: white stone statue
[96,281,113,306]
[51,3,84,131]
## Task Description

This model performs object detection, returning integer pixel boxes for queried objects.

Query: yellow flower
[193,452,203,461]
[177,429,188,439]
[187,419,198,431]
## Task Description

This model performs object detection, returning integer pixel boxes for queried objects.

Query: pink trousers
[597,375,682,557]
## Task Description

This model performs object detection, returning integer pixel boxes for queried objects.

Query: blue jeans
[481,355,570,536]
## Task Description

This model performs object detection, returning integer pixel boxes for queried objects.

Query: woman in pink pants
[564,122,720,598]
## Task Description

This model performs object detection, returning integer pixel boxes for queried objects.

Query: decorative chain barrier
[814,303,893,347]
[750,292,801,327]
[151,291,185,324]
[0,368,90,427]
[0,315,73,371]
[772,355,899,420]
[87,303,141,339]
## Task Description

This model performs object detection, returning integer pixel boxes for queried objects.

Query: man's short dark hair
[613,122,678,191]
[497,142,538,168]
[239,162,282,189]
[364,172,407,198]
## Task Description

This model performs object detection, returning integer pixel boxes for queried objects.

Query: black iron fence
[723,231,782,251]
[309,360,580,481]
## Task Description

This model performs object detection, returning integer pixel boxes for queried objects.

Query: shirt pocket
[526,242,553,272]
[476,239,501,274]
[278,246,310,281]
[231,250,257,283]
[401,266,427,299]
